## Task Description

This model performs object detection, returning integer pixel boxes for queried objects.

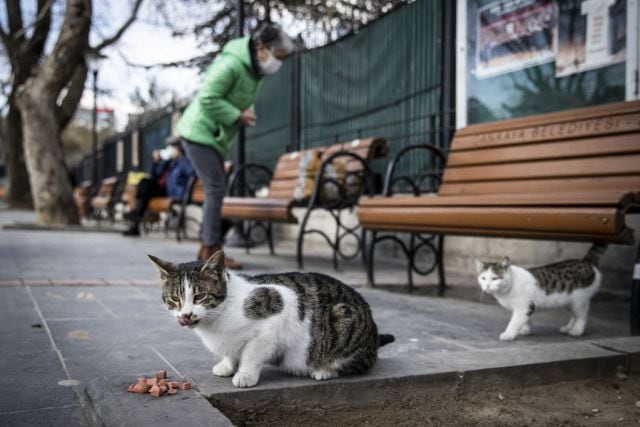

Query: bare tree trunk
[17,85,79,224]
[14,0,91,225]
[5,102,33,208]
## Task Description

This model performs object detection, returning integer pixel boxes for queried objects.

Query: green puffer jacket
[177,37,262,155]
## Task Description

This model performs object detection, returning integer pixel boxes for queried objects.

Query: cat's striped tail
[583,243,608,266]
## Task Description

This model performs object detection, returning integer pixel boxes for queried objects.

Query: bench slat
[442,154,640,183]
[439,175,640,196]
[447,133,640,167]
[147,198,179,213]
[359,191,636,208]
[357,206,622,236]
[222,197,296,223]
[453,100,640,150]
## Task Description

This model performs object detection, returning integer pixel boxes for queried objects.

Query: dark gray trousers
[181,139,227,246]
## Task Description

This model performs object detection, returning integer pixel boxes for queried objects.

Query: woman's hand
[238,109,257,127]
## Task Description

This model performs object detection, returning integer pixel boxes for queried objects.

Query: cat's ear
[201,250,225,273]
[148,255,176,276]
[499,256,511,269]
[474,259,485,273]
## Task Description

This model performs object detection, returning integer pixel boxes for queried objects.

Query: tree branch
[38,0,91,93]
[91,0,144,51]
[57,62,88,130]
[5,0,24,39]
[0,25,10,49]
[14,0,54,39]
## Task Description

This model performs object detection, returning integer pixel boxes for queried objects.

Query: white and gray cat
[475,244,606,341]
[149,250,394,388]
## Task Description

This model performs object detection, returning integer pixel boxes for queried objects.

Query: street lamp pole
[86,52,106,184]
[230,0,249,247]
[235,0,245,197]
[91,68,99,184]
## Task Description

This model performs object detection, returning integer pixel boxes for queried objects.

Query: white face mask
[159,146,178,161]
[260,50,282,75]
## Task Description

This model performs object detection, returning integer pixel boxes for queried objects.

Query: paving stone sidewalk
[0,207,636,425]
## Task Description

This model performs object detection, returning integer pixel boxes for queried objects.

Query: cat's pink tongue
[178,317,193,326]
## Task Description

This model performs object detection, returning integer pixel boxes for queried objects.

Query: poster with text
[476,0,557,79]
[556,0,626,77]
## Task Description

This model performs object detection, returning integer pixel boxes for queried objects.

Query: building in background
[73,107,116,132]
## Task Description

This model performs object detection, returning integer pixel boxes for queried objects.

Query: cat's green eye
[168,295,180,304]
[194,293,207,302]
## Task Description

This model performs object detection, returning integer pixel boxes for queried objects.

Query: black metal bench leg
[408,234,415,293]
[366,230,377,287]
[437,235,446,297]
[630,242,640,335]
[332,210,340,271]
[244,222,252,254]
[163,216,170,238]
[176,204,186,242]
[267,223,275,255]
[297,209,313,270]
[361,228,367,267]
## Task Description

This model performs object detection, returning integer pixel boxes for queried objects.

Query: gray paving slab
[1,207,638,425]
[84,375,233,427]
[0,349,79,414]
[0,404,86,427]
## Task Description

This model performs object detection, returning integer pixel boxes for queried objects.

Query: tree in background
[0,0,142,224]
[143,0,407,70]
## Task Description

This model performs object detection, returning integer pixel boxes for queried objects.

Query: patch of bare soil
[218,374,640,426]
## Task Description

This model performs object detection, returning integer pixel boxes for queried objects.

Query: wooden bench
[222,148,323,226]
[220,137,387,265]
[73,180,93,219]
[358,100,640,303]
[295,137,388,268]
[89,176,122,223]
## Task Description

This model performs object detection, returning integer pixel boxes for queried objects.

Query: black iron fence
[71,0,456,190]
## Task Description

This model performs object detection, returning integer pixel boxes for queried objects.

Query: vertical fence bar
[291,51,301,152]
[234,0,246,197]
[440,0,456,153]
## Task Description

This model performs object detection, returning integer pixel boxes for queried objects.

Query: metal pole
[91,69,99,184]
[291,51,301,152]
[234,0,245,197]
[440,0,455,152]
[232,0,248,247]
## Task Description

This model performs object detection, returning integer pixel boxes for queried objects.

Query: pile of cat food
[126,370,192,398]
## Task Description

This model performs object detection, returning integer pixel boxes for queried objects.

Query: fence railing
[71,0,456,193]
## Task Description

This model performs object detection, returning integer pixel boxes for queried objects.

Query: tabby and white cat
[475,244,606,341]
[149,251,394,388]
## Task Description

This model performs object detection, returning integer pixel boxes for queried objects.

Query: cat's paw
[499,331,517,341]
[519,325,531,335]
[567,327,585,337]
[310,369,337,381]
[559,325,571,334]
[212,361,235,377]
[232,371,259,388]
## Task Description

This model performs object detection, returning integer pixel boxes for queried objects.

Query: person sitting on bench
[123,136,195,236]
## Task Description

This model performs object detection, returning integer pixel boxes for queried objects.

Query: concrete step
[84,337,640,426]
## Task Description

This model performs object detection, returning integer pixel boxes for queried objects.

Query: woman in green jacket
[178,24,293,267]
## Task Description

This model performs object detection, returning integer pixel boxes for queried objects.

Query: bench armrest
[307,151,376,209]
[383,143,447,196]
[227,163,274,197]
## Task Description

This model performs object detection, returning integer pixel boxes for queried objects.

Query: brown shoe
[198,243,221,261]
[224,255,242,270]
[198,244,242,270]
